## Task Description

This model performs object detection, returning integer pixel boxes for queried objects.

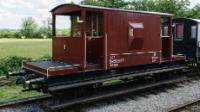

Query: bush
[40,54,51,60]
[0,55,51,76]
[0,56,31,76]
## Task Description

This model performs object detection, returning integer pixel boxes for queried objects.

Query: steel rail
[0,74,196,111]
[0,95,52,110]
[168,98,200,112]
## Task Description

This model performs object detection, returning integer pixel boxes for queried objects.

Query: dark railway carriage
[173,18,200,61]
[9,4,188,93]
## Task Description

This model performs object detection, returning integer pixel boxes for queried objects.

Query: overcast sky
[0,0,199,29]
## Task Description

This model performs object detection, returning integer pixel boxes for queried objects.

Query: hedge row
[0,55,51,76]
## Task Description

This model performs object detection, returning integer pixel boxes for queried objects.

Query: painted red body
[23,4,185,77]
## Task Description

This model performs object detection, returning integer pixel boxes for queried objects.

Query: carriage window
[161,18,170,37]
[55,13,81,37]
[86,12,103,37]
[175,24,184,40]
[191,25,197,39]
[162,26,169,36]
[129,27,133,37]
[56,15,71,36]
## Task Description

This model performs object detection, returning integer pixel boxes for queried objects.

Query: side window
[71,15,81,37]
[175,23,184,40]
[191,25,197,39]
[129,26,133,37]
[86,12,103,37]
[161,18,170,37]
[162,26,169,36]
[56,15,71,36]
[55,12,81,37]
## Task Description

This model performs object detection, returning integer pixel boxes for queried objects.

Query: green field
[0,39,50,104]
[0,39,52,59]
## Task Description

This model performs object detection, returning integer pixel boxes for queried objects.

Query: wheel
[21,74,34,90]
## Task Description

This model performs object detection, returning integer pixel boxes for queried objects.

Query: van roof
[51,4,173,17]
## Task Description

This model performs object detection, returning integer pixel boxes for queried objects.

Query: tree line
[81,0,198,18]
[1,0,199,39]
[0,17,52,39]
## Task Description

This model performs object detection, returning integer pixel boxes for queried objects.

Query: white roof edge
[190,18,200,23]
[174,18,200,23]
[80,4,173,16]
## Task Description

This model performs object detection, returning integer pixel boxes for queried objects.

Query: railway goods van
[9,4,190,93]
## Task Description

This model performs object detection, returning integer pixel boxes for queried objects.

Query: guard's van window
[191,25,197,39]
[175,24,184,40]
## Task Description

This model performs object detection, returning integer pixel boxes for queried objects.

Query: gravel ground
[81,80,200,112]
[1,102,47,112]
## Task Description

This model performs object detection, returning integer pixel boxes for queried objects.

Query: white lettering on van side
[109,56,125,67]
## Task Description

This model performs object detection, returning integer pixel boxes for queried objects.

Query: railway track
[168,98,200,112]
[0,95,52,110]
[47,75,194,112]
[0,76,9,86]
[0,72,197,112]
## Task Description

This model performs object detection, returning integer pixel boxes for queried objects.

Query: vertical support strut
[104,33,108,70]
[81,10,86,71]
[103,11,108,70]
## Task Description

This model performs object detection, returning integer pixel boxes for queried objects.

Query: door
[52,11,83,64]
[85,11,104,67]
[161,17,172,61]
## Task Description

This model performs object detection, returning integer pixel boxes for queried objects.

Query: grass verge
[0,79,44,104]
[0,85,44,104]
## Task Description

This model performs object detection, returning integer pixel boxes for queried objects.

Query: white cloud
[64,0,81,3]
[0,0,33,9]
[0,11,25,29]
[0,0,82,29]
[190,0,200,7]
[0,0,199,29]
[30,0,56,9]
